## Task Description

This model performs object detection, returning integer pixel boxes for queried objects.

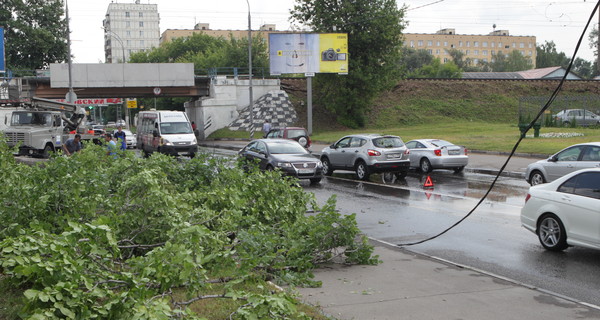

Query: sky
[67,0,599,64]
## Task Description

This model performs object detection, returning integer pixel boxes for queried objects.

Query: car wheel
[321,157,333,176]
[529,171,546,186]
[297,135,309,148]
[189,152,196,159]
[42,144,53,159]
[355,161,370,181]
[395,171,408,179]
[419,158,432,173]
[454,166,465,173]
[537,214,568,251]
[266,165,274,171]
[309,178,322,184]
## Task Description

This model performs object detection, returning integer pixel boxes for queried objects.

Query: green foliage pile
[0,140,377,319]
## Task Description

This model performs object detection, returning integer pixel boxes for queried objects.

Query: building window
[444,41,448,46]
[473,58,479,65]
[498,50,503,55]
[126,31,131,36]
[418,40,423,46]
[126,40,131,45]
[427,40,432,46]
[466,50,469,55]
[427,49,432,54]
[126,21,130,27]
[140,40,144,46]
[436,41,440,46]
[474,50,479,55]
[529,43,533,48]
[483,50,488,55]
[483,41,488,47]
[483,58,488,63]
[498,42,502,48]
[125,12,130,17]
[491,50,495,55]
[410,40,414,47]
[140,30,144,36]
[435,49,440,54]
[528,51,533,56]
[466,41,470,47]
[512,42,516,48]
[459,41,463,47]
[491,42,495,48]
[520,42,524,48]
[520,50,525,55]
[139,12,143,17]
[139,21,144,27]
[444,58,448,63]
[474,41,479,47]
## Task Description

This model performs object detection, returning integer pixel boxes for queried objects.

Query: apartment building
[403,29,536,68]
[160,23,288,45]
[103,0,161,63]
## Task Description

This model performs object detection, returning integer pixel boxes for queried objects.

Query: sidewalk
[198,139,600,319]
[297,240,600,320]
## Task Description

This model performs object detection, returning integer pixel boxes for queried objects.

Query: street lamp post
[246,0,254,139]
[103,28,125,63]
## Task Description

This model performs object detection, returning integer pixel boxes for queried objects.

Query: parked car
[405,139,468,173]
[116,119,126,127]
[525,142,600,186]
[520,168,600,251]
[106,121,116,128]
[320,134,410,181]
[91,125,105,136]
[113,129,136,149]
[265,127,311,148]
[238,139,323,184]
[554,109,600,127]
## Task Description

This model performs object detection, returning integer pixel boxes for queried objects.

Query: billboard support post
[307,76,313,135]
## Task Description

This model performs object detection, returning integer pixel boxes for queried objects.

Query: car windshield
[160,122,192,134]
[267,142,308,154]
[429,140,453,147]
[372,136,404,148]
[11,112,53,127]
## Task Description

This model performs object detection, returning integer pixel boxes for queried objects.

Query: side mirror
[152,130,158,137]
[549,155,558,162]
[330,143,336,149]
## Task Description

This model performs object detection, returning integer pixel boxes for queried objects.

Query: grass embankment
[210,79,600,155]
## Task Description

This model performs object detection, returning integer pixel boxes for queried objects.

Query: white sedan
[520,168,600,251]
[405,139,468,173]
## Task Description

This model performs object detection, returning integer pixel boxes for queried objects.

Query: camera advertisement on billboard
[269,33,348,75]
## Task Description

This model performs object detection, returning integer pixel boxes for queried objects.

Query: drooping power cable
[397,0,600,247]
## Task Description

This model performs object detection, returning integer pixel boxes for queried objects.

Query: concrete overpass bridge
[2,63,283,139]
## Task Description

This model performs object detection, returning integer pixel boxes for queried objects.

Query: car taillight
[464,148,468,155]
[307,136,312,147]
[404,149,410,155]
[367,149,381,156]
[434,149,442,156]
[524,193,531,203]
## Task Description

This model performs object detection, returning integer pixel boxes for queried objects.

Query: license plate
[448,150,460,155]
[387,154,401,159]
[298,169,314,174]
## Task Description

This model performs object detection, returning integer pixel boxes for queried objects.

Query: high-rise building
[103,0,160,63]
[403,28,536,68]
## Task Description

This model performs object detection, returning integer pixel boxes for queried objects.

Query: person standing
[105,133,118,158]
[262,119,271,138]
[62,134,82,156]
[114,126,127,151]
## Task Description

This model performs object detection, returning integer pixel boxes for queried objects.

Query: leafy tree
[398,47,433,78]
[444,48,472,71]
[409,58,461,78]
[536,41,569,69]
[0,0,68,73]
[488,50,533,72]
[290,0,407,128]
[573,57,593,79]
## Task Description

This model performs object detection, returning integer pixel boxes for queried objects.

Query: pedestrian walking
[262,119,271,138]
[105,133,118,159]
[62,134,82,156]
[114,126,127,151]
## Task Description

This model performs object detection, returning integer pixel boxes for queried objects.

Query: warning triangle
[425,191,432,200]
[423,175,434,188]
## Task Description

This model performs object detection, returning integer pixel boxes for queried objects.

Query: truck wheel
[42,144,54,159]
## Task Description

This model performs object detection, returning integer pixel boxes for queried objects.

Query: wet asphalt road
[303,171,600,307]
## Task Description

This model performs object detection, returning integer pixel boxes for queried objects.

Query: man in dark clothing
[62,134,82,156]
[114,126,127,151]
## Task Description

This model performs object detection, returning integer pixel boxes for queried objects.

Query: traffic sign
[126,98,137,109]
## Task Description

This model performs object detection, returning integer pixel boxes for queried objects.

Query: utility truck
[1,97,99,158]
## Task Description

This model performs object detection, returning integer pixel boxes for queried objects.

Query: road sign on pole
[126,98,137,109]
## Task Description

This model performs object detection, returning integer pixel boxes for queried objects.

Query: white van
[136,110,198,158]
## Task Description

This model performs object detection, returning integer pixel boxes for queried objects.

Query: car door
[556,172,600,246]
[578,146,600,170]
[545,145,585,181]
[583,110,599,126]
[328,137,353,168]
[406,140,427,168]
[343,137,365,168]
[242,141,269,170]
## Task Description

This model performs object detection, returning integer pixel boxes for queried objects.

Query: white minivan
[136,110,198,158]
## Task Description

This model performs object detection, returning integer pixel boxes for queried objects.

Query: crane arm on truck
[1,97,87,132]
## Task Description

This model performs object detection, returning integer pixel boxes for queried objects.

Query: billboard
[269,33,348,75]
[0,27,5,72]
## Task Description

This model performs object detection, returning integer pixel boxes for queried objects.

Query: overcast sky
[67,0,599,64]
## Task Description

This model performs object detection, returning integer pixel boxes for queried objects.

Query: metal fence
[519,96,600,128]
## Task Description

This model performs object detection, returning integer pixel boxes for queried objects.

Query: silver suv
[320,134,410,180]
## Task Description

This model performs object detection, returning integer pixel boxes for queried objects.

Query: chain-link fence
[519,96,600,128]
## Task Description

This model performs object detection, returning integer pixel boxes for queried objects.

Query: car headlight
[162,138,173,146]
[192,137,197,145]
[277,162,292,168]
[316,161,323,167]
